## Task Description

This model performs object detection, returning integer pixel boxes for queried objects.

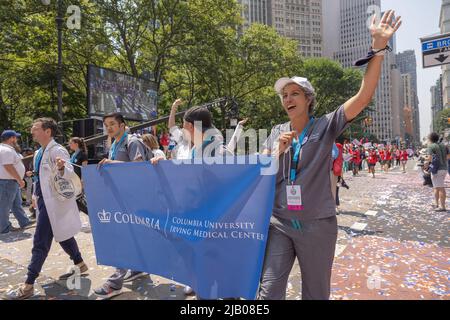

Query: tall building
[268,0,323,57]
[396,50,420,144]
[440,0,450,109]
[403,106,413,142]
[327,0,398,143]
[322,0,340,59]
[333,0,379,68]
[431,75,444,132]
[402,74,414,144]
[391,65,404,142]
[239,0,269,29]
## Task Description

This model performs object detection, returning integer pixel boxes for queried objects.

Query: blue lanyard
[191,137,214,158]
[70,150,80,164]
[109,132,128,160]
[289,118,314,183]
[33,148,44,183]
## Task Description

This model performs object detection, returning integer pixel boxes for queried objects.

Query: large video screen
[88,65,158,121]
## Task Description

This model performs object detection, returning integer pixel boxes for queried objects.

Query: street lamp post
[40,1,81,142]
[56,0,64,123]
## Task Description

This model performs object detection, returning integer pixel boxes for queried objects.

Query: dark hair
[428,132,440,143]
[70,137,87,154]
[103,113,126,124]
[33,118,58,137]
[183,106,213,131]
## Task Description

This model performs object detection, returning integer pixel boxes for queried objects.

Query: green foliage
[433,108,450,136]
[0,0,366,146]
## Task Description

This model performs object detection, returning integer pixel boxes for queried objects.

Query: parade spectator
[69,137,89,216]
[22,148,34,207]
[422,161,433,187]
[160,131,170,155]
[0,130,34,234]
[427,132,448,212]
[68,137,88,179]
[142,134,166,160]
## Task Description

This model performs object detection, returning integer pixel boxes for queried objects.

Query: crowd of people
[1,11,445,300]
[339,141,412,178]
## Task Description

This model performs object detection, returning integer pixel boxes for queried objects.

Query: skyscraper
[332,0,379,68]
[396,50,420,144]
[440,0,450,109]
[431,75,444,132]
[391,64,404,142]
[402,74,414,144]
[327,0,398,143]
[268,0,323,57]
[239,0,269,29]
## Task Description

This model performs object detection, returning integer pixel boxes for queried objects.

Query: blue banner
[82,157,276,299]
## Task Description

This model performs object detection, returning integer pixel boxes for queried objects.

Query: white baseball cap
[274,76,315,95]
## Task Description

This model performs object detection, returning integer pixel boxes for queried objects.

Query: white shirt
[0,143,25,180]
[169,126,191,160]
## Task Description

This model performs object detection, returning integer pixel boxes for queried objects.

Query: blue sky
[381,0,442,140]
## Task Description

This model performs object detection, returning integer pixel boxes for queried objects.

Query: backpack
[126,134,154,161]
[429,143,447,175]
[429,154,439,175]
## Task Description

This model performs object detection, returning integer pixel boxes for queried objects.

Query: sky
[381,0,442,140]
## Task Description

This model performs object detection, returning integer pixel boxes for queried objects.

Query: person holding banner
[166,99,232,163]
[259,10,401,300]
[161,99,233,297]
[5,118,88,300]
[94,113,150,299]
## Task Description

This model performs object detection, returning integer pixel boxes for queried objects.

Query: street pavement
[0,160,448,300]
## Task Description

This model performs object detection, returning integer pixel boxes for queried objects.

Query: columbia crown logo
[98,210,111,223]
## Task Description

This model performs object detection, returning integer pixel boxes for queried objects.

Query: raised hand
[171,98,183,110]
[370,10,402,49]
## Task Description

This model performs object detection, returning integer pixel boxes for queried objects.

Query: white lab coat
[34,139,81,242]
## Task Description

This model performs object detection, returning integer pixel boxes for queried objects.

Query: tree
[433,108,450,136]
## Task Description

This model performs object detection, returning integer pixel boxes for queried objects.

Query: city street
[0,160,448,300]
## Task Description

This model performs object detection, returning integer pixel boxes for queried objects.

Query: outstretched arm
[344,10,402,121]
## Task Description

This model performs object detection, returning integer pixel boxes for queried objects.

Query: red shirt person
[368,150,378,165]
[350,148,361,165]
[401,150,408,161]
[378,149,385,162]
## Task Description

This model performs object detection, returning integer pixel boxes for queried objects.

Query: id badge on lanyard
[286,118,313,211]
[287,184,303,211]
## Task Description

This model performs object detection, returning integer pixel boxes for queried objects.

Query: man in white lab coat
[5,118,88,300]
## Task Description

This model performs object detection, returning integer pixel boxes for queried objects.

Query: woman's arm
[344,10,402,121]
[168,99,183,130]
